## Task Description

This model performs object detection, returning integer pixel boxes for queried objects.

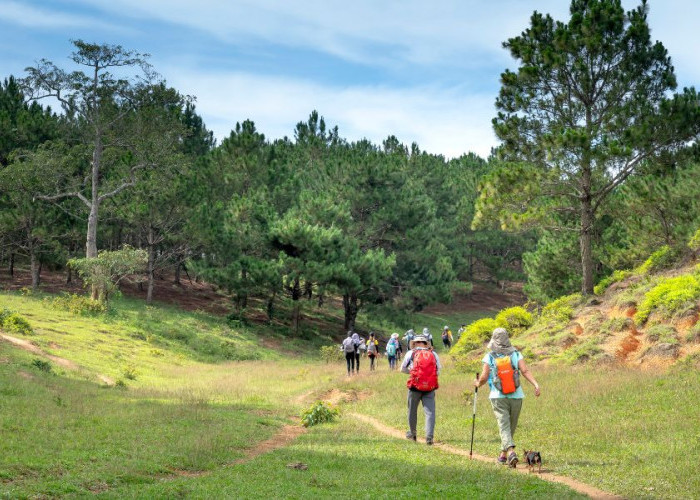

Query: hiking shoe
[406,432,416,441]
[426,438,433,446]
[507,452,518,468]
[497,454,508,465]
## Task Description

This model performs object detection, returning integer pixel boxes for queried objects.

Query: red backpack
[407,349,439,391]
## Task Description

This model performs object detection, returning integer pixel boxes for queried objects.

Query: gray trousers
[490,397,523,451]
[407,389,436,439]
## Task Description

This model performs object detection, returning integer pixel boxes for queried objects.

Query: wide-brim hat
[410,335,429,349]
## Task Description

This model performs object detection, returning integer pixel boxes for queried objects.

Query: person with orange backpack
[474,327,540,467]
[400,334,441,445]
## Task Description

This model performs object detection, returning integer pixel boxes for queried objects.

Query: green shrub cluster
[540,293,582,324]
[645,324,678,344]
[594,270,633,295]
[557,337,603,364]
[636,246,681,275]
[635,274,700,323]
[688,228,700,255]
[320,345,344,363]
[31,358,52,373]
[300,401,339,427]
[44,293,107,315]
[495,306,533,334]
[0,309,33,335]
[451,318,498,354]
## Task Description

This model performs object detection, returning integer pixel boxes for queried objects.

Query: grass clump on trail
[300,401,339,427]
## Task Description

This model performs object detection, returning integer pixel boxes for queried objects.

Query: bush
[645,324,678,344]
[2,312,33,335]
[300,401,339,427]
[122,365,138,380]
[45,294,107,315]
[452,318,499,354]
[688,228,700,255]
[495,306,533,334]
[540,293,582,324]
[636,246,681,275]
[0,307,12,324]
[69,246,147,303]
[320,345,344,363]
[635,275,700,323]
[557,337,603,364]
[594,270,633,295]
[31,359,52,373]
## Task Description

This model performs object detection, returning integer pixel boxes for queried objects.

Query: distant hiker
[457,324,466,341]
[402,329,415,352]
[342,331,356,375]
[366,332,379,371]
[352,332,362,373]
[401,334,441,445]
[474,327,540,467]
[441,325,453,349]
[422,327,434,347]
[386,333,400,370]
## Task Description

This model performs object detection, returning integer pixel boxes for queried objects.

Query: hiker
[422,327,434,347]
[366,332,379,371]
[441,325,453,349]
[341,331,356,375]
[386,333,400,370]
[352,332,362,373]
[457,324,466,342]
[402,329,415,352]
[401,334,441,445]
[474,327,540,467]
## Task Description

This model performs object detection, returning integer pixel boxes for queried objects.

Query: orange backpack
[491,353,520,394]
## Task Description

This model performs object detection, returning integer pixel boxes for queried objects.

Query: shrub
[320,345,344,363]
[557,337,603,364]
[300,401,339,427]
[31,359,52,373]
[601,317,630,333]
[451,318,499,354]
[2,313,33,335]
[0,307,12,324]
[540,293,582,324]
[636,246,681,275]
[45,294,107,315]
[495,306,533,334]
[685,324,700,343]
[645,324,678,344]
[688,228,700,255]
[594,270,633,295]
[122,365,138,380]
[635,275,700,323]
[69,246,147,303]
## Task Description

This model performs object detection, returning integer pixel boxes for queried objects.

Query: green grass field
[2,289,697,498]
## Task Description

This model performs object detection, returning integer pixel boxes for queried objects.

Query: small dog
[523,450,542,473]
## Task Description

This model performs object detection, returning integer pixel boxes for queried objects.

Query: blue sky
[1,1,698,158]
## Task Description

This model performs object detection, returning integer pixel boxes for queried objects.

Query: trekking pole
[469,372,478,459]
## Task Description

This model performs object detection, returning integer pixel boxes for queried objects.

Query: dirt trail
[351,412,624,500]
[0,333,114,385]
[165,423,308,480]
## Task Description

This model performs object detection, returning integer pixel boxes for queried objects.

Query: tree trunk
[146,237,155,305]
[343,293,359,332]
[9,252,14,277]
[66,265,72,284]
[30,250,40,291]
[580,184,595,295]
[174,256,182,285]
[266,291,276,322]
[291,277,302,335]
[304,281,313,300]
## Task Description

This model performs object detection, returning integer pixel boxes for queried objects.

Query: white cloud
[0,0,110,29]
[165,67,497,158]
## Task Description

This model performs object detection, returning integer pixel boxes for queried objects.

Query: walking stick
[469,372,478,459]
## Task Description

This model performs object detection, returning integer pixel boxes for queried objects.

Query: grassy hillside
[1,289,585,499]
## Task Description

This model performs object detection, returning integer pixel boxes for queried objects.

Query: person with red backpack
[400,334,441,445]
[474,327,540,467]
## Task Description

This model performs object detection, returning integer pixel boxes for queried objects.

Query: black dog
[523,450,542,473]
